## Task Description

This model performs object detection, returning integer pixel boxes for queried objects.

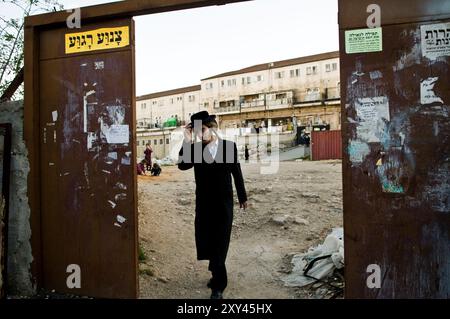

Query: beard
[201,130,213,144]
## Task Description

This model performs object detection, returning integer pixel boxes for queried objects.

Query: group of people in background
[137,144,162,176]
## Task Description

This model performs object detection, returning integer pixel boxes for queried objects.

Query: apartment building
[136,85,202,129]
[136,51,341,159]
[200,51,340,132]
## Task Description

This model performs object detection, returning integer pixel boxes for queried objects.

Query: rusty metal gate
[37,18,138,298]
[23,0,251,300]
[311,130,342,161]
[340,0,450,298]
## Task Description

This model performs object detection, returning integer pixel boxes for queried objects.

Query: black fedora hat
[190,111,216,125]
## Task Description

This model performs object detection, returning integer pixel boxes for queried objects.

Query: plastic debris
[283,228,344,287]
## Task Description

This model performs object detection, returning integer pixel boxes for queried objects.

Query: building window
[246,76,252,84]
[242,77,245,85]
[160,139,163,144]
[170,98,174,104]
[290,69,300,77]
[152,101,157,105]
[154,139,157,145]
[326,63,337,72]
[206,83,213,89]
[257,75,263,82]
[158,100,164,106]
[204,102,209,108]
[188,95,195,102]
[166,138,170,144]
[275,71,284,79]
[307,66,318,75]
[221,80,225,87]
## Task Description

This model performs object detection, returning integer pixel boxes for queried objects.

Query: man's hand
[240,201,248,210]
[183,125,193,143]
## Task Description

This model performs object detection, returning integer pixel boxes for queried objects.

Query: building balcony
[239,99,265,113]
[266,98,293,110]
[240,100,265,108]
[213,104,241,115]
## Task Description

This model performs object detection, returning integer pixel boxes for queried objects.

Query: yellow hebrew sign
[65,26,130,54]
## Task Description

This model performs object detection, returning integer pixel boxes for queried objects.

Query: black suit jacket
[178,138,247,262]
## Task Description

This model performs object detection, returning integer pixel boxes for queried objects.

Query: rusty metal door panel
[338,0,450,30]
[39,19,137,298]
[340,4,450,298]
[311,130,342,161]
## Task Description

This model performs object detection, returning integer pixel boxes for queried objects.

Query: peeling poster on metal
[355,96,390,143]
[106,124,129,144]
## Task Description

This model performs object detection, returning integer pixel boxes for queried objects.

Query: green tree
[0,0,63,100]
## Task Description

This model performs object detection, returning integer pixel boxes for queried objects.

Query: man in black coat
[178,111,248,299]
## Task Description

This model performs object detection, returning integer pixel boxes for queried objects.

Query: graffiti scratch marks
[83,90,95,133]
[116,215,126,224]
[423,164,450,213]
[108,200,116,209]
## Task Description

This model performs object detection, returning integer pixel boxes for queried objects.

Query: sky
[2,0,339,96]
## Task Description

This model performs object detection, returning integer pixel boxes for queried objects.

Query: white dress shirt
[207,138,219,159]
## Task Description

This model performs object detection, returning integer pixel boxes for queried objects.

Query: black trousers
[208,259,227,292]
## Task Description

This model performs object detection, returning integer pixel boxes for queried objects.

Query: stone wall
[0,100,34,296]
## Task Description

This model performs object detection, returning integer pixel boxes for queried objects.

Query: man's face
[200,125,213,144]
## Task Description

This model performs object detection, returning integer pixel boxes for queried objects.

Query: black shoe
[210,290,223,299]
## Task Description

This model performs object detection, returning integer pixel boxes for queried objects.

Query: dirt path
[138,161,343,299]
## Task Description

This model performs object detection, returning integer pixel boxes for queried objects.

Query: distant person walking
[144,143,153,171]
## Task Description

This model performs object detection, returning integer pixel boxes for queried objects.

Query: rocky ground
[138,160,343,299]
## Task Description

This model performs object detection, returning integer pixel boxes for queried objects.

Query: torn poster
[87,132,96,150]
[348,140,371,165]
[420,77,444,105]
[106,124,129,144]
[121,156,131,166]
[421,23,450,60]
[355,96,390,143]
[107,152,118,160]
